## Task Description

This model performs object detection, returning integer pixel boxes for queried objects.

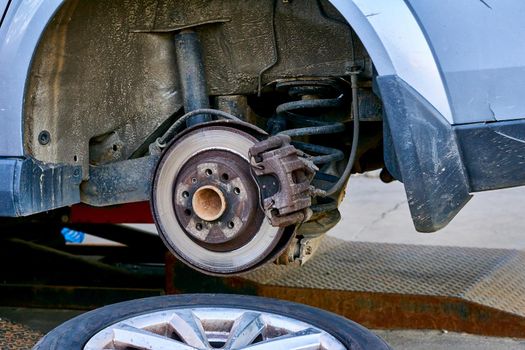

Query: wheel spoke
[224,312,265,349]
[241,328,322,350]
[85,307,349,350]
[112,324,197,350]
[169,310,210,349]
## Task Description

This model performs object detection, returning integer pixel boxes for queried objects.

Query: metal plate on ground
[242,237,525,338]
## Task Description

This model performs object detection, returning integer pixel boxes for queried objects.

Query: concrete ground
[330,173,525,249]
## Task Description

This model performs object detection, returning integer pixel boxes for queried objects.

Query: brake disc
[151,122,291,276]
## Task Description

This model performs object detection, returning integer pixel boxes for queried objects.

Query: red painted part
[70,202,154,224]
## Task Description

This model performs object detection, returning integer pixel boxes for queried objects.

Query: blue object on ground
[61,228,85,244]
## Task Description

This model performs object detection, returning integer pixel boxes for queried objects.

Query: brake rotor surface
[151,124,288,275]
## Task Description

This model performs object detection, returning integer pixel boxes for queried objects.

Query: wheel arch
[0,0,65,156]
[328,0,452,123]
[0,0,456,157]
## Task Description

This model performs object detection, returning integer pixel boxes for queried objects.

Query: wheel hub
[192,185,226,222]
[172,149,264,250]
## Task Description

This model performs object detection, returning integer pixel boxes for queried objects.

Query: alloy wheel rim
[84,307,346,350]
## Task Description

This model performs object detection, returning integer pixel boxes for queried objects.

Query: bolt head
[38,130,51,145]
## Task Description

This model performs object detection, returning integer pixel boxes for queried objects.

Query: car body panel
[0,0,64,157]
[406,0,525,124]
[0,157,81,217]
[0,0,9,21]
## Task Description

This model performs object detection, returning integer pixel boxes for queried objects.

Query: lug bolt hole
[184,209,191,216]
[234,187,241,195]
[196,223,203,231]
[205,169,213,176]
[221,173,229,181]
[182,191,190,198]
[228,221,235,229]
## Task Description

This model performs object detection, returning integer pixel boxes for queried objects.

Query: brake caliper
[249,134,322,227]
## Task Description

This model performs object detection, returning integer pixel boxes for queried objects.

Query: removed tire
[34,294,391,350]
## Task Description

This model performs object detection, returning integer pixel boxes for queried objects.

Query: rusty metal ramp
[242,237,525,338]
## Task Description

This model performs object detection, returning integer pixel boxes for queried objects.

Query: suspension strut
[174,29,212,126]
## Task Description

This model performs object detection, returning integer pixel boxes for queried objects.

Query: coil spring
[270,79,349,189]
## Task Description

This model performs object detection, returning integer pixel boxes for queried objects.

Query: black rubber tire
[34,294,391,350]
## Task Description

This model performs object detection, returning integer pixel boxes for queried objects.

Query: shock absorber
[270,78,350,190]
